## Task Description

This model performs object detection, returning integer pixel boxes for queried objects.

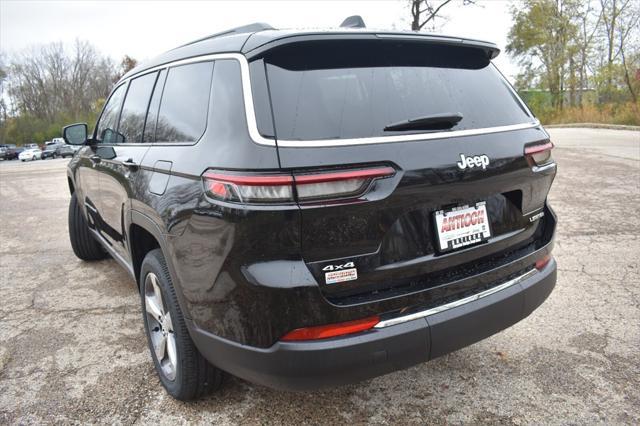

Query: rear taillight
[202,172,294,203]
[202,166,395,204]
[294,167,395,202]
[525,141,554,166]
[280,315,380,341]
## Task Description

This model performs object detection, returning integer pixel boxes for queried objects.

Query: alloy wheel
[144,272,177,380]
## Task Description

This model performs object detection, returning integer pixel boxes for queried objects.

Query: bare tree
[574,2,602,105]
[598,0,639,100]
[7,40,115,120]
[616,7,640,103]
[409,0,476,31]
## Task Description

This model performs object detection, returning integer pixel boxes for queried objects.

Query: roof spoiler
[340,15,366,28]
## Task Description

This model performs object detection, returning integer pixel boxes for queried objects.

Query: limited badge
[529,211,545,222]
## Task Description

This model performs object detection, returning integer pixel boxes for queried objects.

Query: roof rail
[175,22,275,49]
[340,15,366,28]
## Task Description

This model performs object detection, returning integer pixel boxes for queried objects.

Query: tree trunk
[411,0,421,30]
[620,48,637,104]
[569,57,576,107]
[606,0,617,101]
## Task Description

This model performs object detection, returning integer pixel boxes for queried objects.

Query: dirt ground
[1,127,638,424]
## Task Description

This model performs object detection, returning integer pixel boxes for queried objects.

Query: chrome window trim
[373,268,539,329]
[120,53,542,149]
[275,122,541,148]
[118,53,277,147]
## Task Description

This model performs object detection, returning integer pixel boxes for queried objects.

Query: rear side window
[155,62,214,142]
[118,71,158,143]
[259,40,533,142]
[96,84,127,144]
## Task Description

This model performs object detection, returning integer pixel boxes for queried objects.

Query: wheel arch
[129,211,166,286]
[66,168,76,195]
[67,176,75,194]
[129,210,192,320]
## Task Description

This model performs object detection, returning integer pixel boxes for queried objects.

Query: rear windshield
[257,40,533,142]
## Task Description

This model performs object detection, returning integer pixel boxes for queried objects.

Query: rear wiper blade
[383,113,463,132]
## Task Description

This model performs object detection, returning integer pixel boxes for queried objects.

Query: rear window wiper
[383,113,463,132]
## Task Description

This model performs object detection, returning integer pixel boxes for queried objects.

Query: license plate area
[434,202,491,252]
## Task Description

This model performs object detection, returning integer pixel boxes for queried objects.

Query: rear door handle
[122,159,139,170]
[89,155,101,164]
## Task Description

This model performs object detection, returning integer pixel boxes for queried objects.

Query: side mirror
[63,123,88,145]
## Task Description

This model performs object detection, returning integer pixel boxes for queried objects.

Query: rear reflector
[280,315,380,341]
[535,254,552,270]
[525,141,554,166]
[202,166,395,204]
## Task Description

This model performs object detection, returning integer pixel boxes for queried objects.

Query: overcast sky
[0,0,519,80]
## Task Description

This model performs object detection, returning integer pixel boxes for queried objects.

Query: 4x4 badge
[457,154,490,170]
[322,261,355,271]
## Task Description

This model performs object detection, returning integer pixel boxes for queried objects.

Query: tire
[140,248,222,400]
[32,156,36,161]
[68,193,106,260]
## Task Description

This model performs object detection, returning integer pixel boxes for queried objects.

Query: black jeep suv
[63,22,557,401]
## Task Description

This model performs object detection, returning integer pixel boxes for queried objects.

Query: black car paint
[42,144,74,159]
[3,145,24,160]
[66,29,557,388]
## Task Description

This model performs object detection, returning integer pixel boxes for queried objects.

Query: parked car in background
[0,144,11,160]
[23,143,39,150]
[42,144,61,159]
[18,148,42,161]
[57,144,76,158]
[4,145,24,160]
[42,143,70,159]
[42,141,76,159]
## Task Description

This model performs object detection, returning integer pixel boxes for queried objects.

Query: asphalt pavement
[0,127,638,424]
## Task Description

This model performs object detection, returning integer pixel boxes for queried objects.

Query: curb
[544,123,640,131]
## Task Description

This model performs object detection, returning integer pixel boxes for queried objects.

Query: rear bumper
[188,259,556,391]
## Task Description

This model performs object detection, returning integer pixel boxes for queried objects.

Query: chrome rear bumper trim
[373,268,538,329]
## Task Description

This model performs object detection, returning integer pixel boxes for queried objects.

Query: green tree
[0,54,7,144]
[507,0,581,111]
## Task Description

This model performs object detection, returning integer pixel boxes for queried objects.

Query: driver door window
[96,84,127,144]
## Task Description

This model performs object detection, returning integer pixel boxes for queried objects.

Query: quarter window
[118,72,158,143]
[155,62,214,142]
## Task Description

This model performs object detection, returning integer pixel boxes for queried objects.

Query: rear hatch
[248,36,555,306]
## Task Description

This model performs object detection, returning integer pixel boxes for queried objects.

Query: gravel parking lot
[1,128,639,424]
